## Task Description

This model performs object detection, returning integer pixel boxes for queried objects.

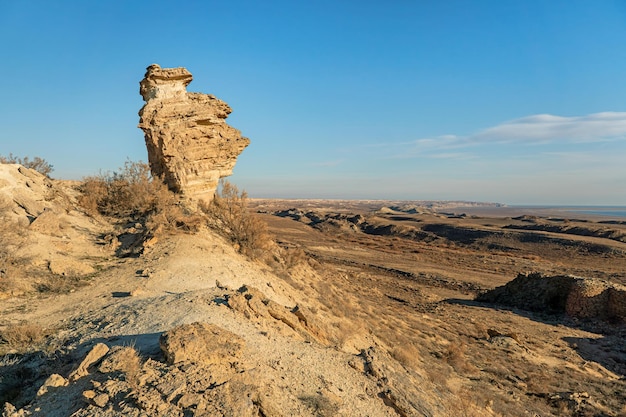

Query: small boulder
[70,343,110,381]
[159,322,245,367]
[36,373,68,396]
[83,390,110,408]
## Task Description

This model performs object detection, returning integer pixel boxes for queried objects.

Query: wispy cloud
[388,135,461,159]
[384,111,626,159]
[471,112,626,143]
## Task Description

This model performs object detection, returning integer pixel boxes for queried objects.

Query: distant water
[569,209,626,218]
[513,206,626,219]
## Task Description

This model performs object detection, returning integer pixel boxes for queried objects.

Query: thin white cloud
[388,135,461,159]
[385,111,626,160]
[471,112,626,143]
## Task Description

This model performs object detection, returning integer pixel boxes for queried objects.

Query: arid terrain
[249,199,626,417]
[1,163,625,416]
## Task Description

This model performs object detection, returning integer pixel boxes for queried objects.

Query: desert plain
[0,163,625,416]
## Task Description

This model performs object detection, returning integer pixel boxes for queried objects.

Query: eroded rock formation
[138,64,249,201]
[477,272,626,322]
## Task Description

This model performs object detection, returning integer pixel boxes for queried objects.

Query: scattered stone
[36,373,69,396]
[487,328,521,343]
[548,391,590,414]
[266,301,301,331]
[70,343,110,381]
[159,322,245,367]
[360,347,438,417]
[1,402,17,417]
[82,390,109,408]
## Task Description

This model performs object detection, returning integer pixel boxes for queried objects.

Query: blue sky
[1,0,625,205]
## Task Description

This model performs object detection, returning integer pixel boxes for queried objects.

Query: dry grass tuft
[35,274,90,294]
[444,341,476,374]
[0,324,49,354]
[280,246,309,270]
[448,387,493,417]
[391,343,421,371]
[118,346,142,390]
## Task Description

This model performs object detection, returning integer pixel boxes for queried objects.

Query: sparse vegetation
[77,163,271,258]
[281,246,309,270]
[117,346,142,390]
[390,343,421,371]
[298,394,340,417]
[0,324,48,355]
[79,160,175,218]
[444,341,475,374]
[78,160,202,234]
[35,274,90,294]
[0,153,54,177]
[201,180,271,258]
[1,163,625,415]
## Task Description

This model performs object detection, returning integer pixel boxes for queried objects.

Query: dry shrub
[78,160,202,236]
[0,324,48,354]
[267,246,312,290]
[448,387,493,417]
[445,341,476,374]
[331,319,363,348]
[35,274,89,294]
[201,180,271,259]
[0,154,53,177]
[145,203,204,234]
[391,343,421,371]
[472,322,489,340]
[79,160,174,218]
[118,346,142,390]
[282,246,309,270]
[98,344,143,391]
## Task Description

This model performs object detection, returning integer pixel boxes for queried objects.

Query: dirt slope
[0,166,456,416]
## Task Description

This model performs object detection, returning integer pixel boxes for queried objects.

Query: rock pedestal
[138,64,249,201]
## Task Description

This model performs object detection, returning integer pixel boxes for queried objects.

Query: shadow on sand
[445,298,626,378]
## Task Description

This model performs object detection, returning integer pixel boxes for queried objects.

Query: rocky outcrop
[477,272,626,322]
[159,322,245,369]
[138,64,250,202]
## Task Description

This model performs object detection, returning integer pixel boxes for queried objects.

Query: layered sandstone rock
[138,64,249,201]
[477,272,626,322]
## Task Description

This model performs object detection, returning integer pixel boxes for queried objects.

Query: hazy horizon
[2,1,625,206]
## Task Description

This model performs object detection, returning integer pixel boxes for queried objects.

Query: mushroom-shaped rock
[138,64,250,202]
